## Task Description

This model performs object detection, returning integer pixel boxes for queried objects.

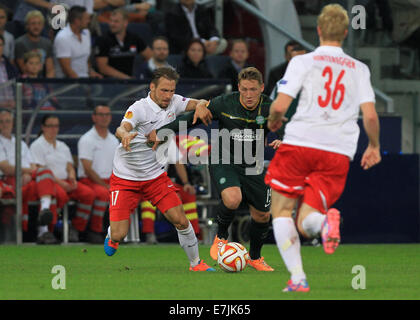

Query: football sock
[37,225,48,237]
[272,217,306,284]
[301,212,326,238]
[177,222,200,267]
[216,201,236,240]
[249,218,270,260]
[107,226,119,243]
[40,196,52,210]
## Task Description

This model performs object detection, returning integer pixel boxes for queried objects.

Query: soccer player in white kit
[265,4,381,292]
[104,67,215,271]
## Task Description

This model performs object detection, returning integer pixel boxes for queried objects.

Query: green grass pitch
[0,243,419,300]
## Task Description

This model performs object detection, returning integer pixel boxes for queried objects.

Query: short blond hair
[238,67,263,85]
[25,10,45,25]
[317,4,349,43]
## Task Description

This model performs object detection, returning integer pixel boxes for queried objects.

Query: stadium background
[0,0,419,247]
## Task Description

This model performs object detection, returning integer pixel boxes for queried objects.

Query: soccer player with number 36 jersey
[265,4,381,292]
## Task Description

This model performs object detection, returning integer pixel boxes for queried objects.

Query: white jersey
[278,45,375,160]
[112,93,190,181]
[0,135,33,175]
[30,135,74,180]
[78,127,119,179]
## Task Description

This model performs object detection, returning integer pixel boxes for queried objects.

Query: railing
[1,78,230,244]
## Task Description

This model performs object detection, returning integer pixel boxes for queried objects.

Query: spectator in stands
[390,0,420,70]
[164,0,227,55]
[0,109,60,244]
[95,8,152,79]
[15,10,55,77]
[30,115,96,242]
[51,0,94,14]
[0,34,18,109]
[54,5,102,78]
[77,105,119,243]
[94,0,125,23]
[178,38,212,79]
[0,4,15,61]
[124,0,165,36]
[13,0,53,39]
[265,40,299,95]
[21,51,58,110]
[136,36,171,79]
[218,39,253,89]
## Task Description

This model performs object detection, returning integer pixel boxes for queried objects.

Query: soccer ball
[217,242,249,272]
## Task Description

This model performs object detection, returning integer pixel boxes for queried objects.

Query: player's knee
[223,197,241,210]
[173,216,190,230]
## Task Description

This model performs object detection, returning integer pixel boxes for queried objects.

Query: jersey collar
[146,93,165,113]
[316,46,344,54]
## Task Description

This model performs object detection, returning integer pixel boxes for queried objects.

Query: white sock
[177,222,200,267]
[301,212,326,238]
[40,196,52,210]
[37,225,48,237]
[272,217,306,284]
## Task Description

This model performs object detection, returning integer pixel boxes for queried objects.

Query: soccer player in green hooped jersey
[148,67,285,271]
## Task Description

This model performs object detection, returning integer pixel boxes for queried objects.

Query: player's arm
[116,121,137,152]
[360,102,381,170]
[267,92,294,132]
[185,99,212,125]
[96,56,131,79]
[174,162,196,195]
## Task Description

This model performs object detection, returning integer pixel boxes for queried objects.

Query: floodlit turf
[0,243,419,300]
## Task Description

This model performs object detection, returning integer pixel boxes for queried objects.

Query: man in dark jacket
[218,39,253,89]
[0,34,18,109]
[164,0,226,55]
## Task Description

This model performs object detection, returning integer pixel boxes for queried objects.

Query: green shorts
[209,164,271,212]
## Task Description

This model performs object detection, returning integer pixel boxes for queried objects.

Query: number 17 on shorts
[110,190,120,207]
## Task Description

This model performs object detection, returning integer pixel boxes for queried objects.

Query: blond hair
[238,67,263,85]
[317,4,349,43]
[23,51,42,63]
[25,10,45,25]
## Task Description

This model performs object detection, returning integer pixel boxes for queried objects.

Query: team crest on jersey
[125,111,133,119]
[256,115,265,125]
[167,112,175,120]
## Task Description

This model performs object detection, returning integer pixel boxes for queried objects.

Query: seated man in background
[218,39,253,89]
[265,40,299,96]
[136,36,172,79]
[0,4,15,61]
[0,109,59,244]
[54,6,102,78]
[30,115,96,242]
[77,105,119,243]
[95,8,152,79]
[0,34,18,109]
[14,10,55,78]
[165,0,227,55]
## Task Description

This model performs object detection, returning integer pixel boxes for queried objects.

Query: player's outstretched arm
[185,99,213,126]
[116,121,137,152]
[360,102,381,170]
[268,93,293,132]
